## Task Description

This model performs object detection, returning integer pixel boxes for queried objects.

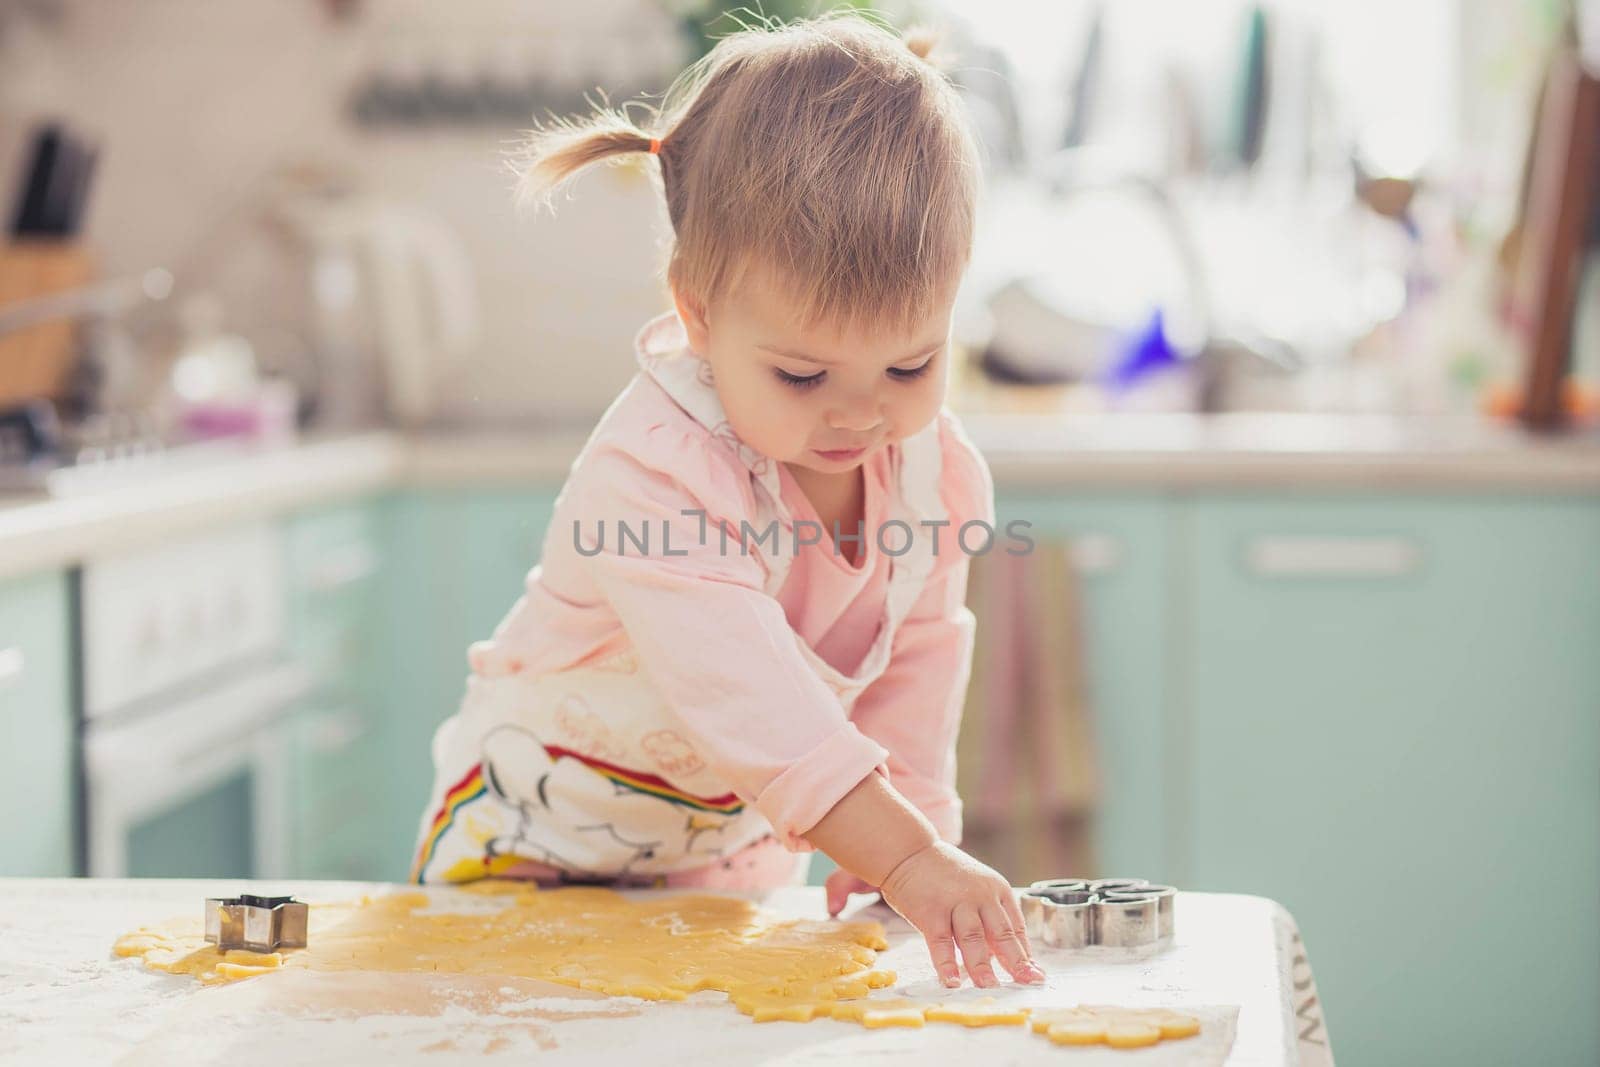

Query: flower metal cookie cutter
[1019,878,1175,949]
[203,894,309,952]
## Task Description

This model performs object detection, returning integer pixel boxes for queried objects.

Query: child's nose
[827,401,884,434]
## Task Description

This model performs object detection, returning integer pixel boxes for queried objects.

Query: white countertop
[954,412,1600,490]
[0,433,404,580]
[405,412,1600,490]
[2,413,1599,580]
[0,878,1311,1066]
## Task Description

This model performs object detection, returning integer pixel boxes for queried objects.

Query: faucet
[1037,153,1306,412]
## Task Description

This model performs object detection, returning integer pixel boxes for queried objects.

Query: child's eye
[775,368,824,389]
[889,356,935,381]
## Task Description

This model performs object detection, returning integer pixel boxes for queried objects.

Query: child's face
[674,267,956,477]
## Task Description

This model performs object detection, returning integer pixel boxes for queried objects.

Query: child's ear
[671,286,712,355]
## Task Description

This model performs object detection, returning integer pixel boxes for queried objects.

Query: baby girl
[411,12,1043,991]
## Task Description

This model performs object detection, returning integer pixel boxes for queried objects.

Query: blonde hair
[513,11,980,334]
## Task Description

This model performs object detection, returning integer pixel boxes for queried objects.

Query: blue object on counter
[1106,308,1180,389]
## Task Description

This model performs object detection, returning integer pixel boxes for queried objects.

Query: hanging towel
[956,539,1101,884]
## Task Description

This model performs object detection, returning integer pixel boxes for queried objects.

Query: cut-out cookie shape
[1030,1006,1201,1049]
[828,998,928,1028]
[1019,877,1176,949]
[737,992,1024,1031]
[737,990,1204,1050]
[923,997,1030,1027]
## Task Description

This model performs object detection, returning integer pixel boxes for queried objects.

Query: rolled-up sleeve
[574,425,890,851]
[848,414,995,845]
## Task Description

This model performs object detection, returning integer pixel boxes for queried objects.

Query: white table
[0,879,1332,1065]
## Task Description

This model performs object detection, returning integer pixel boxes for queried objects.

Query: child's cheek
[893,383,943,440]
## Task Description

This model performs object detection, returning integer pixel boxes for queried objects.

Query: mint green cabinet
[1181,495,1600,1067]
[284,498,390,880]
[0,571,75,876]
[378,490,469,876]
[463,489,562,643]
[994,493,1175,882]
[376,488,558,877]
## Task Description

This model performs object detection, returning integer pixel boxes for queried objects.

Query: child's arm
[805,771,1044,989]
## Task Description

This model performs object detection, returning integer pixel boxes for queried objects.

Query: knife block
[0,240,96,406]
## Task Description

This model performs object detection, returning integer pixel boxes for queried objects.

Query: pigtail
[509,108,663,214]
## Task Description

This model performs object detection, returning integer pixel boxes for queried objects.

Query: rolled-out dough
[112,882,1203,1048]
[114,881,889,1004]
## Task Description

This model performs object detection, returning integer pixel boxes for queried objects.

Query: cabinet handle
[305,709,366,752]
[305,546,379,593]
[1245,536,1421,578]
[0,646,23,688]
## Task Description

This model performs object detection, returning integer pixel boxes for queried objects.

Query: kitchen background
[0,1,1597,1064]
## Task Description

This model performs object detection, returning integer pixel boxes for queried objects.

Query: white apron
[410,312,948,884]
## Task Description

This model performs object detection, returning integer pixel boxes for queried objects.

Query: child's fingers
[921,914,964,989]
[980,900,1043,983]
[1002,889,1033,952]
[952,902,997,988]
[825,871,881,916]
[992,895,1043,979]
[824,870,854,916]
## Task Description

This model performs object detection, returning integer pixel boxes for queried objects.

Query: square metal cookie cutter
[203,894,309,953]
[1019,878,1175,949]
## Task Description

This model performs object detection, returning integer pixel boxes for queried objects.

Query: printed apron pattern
[411,312,948,884]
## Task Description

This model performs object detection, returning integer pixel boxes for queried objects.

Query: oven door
[83,660,313,878]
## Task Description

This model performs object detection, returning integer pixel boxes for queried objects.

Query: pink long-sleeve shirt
[464,320,995,851]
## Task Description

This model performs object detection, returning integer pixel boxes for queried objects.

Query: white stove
[79,520,311,878]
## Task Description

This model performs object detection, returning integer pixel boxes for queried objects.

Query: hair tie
[648,137,662,156]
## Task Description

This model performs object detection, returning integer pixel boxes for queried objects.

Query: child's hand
[877,840,1046,989]
[824,868,880,916]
